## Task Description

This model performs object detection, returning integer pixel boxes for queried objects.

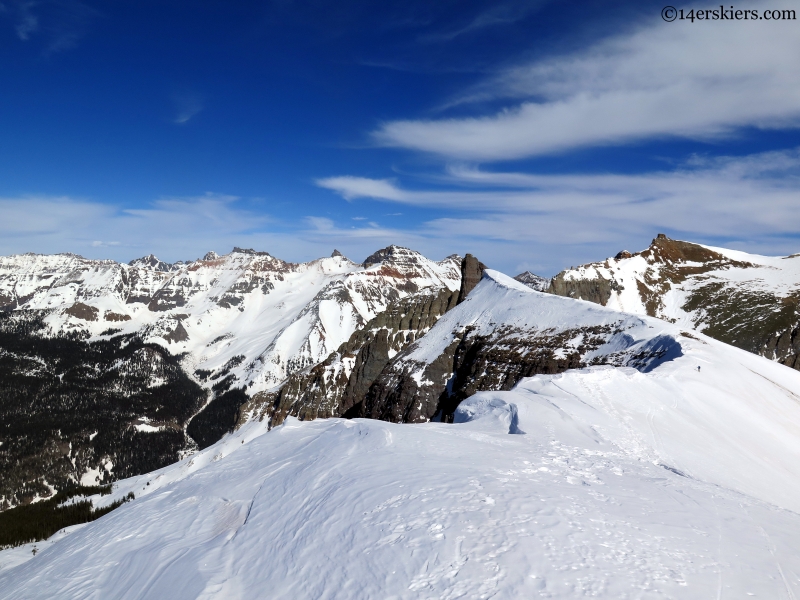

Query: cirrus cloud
[373,1,800,161]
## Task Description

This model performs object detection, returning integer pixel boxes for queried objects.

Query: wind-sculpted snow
[5,323,800,598]
[550,234,800,370]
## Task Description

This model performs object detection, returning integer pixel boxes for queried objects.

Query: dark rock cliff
[457,254,487,304]
[360,324,611,424]
[240,287,459,428]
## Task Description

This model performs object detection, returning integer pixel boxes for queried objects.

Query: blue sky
[2,0,799,275]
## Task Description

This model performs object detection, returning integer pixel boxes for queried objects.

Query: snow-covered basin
[5,330,800,598]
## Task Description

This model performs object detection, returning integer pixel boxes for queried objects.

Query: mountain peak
[513,271,550,292]
[231,247,271,256]
[362,245,415,267]
[128,254,176,272]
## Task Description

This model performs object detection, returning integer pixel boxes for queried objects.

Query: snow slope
[5,269,800,597]
[549,234,800,367]
[0,247,461,396]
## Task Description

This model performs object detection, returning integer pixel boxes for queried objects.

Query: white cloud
[316,176,405,201]
[316,148,800,272]
[0,193,276,262]
[5,146,799,278]
[0,193,455,268]
[374,1,800,160]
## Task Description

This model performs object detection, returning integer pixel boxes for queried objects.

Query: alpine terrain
[549,234,800,369]
[3,269,800,598]
[0,246,460,509]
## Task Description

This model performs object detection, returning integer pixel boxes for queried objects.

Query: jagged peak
[513,271,551,292]
[362,245,418,267]
[331,249,343,258]
[128,254,177,272]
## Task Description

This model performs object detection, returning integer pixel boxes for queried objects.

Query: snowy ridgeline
[4,272,800,597]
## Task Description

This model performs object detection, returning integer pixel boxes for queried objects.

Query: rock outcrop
[352,270,685,424]
[548,234,800,370]
[457,254,487,303]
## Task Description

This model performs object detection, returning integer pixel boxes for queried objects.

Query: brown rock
[457,254,487,304]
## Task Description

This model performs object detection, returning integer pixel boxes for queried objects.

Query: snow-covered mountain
[0,246,461,508]
[356,270,686,423]
[5,267,800,597]
[513,270,550,291]
[0,246,461,394]
[549,234,800,369]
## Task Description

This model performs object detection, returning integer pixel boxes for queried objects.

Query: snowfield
[5,271,800,598]
[4,325,800,594]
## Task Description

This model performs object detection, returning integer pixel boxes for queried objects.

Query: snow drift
[4,268,800,597]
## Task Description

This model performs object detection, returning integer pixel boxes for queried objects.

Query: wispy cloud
[0,193,453,268]
[172,91,204,125]
[374,0,800,161]
[15,1,37,40]
[317,148,800,272]
[5,150,800,276]
[5,0,97,53]
[419,0,546,43]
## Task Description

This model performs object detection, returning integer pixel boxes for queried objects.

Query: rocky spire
[457,254,487,304]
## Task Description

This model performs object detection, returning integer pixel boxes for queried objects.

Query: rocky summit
[548,234,800,370]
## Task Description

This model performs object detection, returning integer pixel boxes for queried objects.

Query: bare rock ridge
[242,287,459,428]
[457,254,487,304]
[241,251,491,428]
[548,234,800,370]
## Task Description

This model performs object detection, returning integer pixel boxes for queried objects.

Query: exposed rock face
[240,287,459,427]
[457,254,487,304]
[0,245,462,507]
[548,234,800,370]
[128,254,182,272]
[549,275,621,306]
[64,302,99,322]
[763,326,800,369]
[354,270,686,424]
[513,271,550,292]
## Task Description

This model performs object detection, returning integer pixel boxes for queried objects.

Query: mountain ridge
[548,234,800,369]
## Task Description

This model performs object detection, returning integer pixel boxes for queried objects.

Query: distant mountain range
[0,246,460,508]
[2,236,800,511]
[6,250,800,598]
